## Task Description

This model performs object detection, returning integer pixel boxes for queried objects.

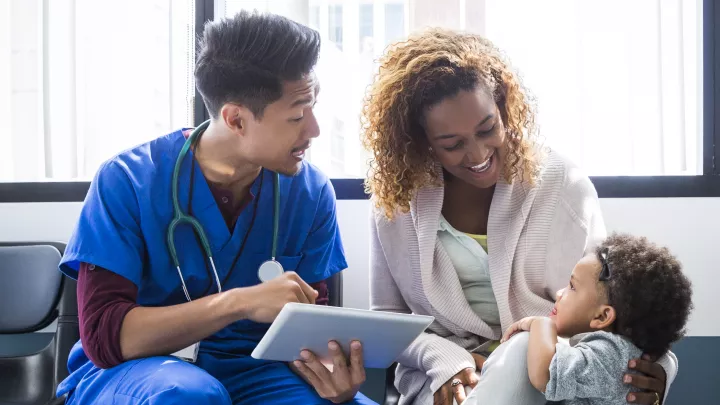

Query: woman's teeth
[468,155,493,173]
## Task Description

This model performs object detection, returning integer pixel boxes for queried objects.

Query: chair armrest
[47,393,67,405]
[385,363,400,405]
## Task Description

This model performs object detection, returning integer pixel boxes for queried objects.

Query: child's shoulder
[574,331,643,359]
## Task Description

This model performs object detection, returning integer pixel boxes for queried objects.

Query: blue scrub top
[60,129,347,364]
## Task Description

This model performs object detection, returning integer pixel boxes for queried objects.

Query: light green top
[437,216,501,328]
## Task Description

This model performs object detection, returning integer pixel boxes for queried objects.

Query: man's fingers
[629,359,667,381]
[301,350,332,382]
[287,272,318,304]
[627,391,662,404]
[329,341,349,373]
[294,286,310,304]
[349,341,366,384]
[624,373,664,394]
[293,360,323,389]
[453,380,467,405]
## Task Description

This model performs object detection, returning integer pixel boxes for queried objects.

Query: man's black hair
[598,233,693,357]
[195,10,321,119]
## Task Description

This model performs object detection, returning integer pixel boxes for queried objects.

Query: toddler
[503,233,693,404]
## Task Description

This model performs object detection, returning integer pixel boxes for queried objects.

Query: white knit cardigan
[369,150,678,404]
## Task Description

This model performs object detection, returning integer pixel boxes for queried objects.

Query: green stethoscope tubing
[167,119,281,301]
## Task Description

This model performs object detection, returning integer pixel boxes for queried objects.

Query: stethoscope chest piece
[258,259,284,282]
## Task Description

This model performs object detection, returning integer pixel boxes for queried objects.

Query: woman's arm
[368,208,476,393]
[368,208,411,315]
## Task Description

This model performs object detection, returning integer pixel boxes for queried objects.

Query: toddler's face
[551,255,614,337]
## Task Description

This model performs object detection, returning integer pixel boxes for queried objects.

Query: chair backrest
[327,271,343,307]
[0,242,78,405]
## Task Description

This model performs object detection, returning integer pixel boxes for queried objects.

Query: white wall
[0,198,717,336]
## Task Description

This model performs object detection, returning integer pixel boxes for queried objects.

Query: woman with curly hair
[362,29,678,405]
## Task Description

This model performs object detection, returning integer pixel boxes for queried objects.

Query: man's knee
[159,374,230,405]
[116,357,231,405]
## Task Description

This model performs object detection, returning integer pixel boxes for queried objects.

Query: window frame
[1,0,719,202]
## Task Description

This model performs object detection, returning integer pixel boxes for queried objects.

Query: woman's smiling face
[423,87,506,189]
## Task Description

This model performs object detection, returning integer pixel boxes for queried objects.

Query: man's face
[239,73,320,176]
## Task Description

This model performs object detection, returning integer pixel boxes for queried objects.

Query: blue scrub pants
[63,354,377,405]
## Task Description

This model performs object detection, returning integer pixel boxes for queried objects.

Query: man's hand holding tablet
[290,340,366,404]
[252,303,434,402]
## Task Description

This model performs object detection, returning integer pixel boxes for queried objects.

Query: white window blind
[0,0,703,181]
[222,0,703,178]
[0,0,195,182]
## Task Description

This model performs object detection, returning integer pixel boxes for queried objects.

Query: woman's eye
[444,142,463,151]
[477,123,496,137]
[291,116,304,123]
[569,282,575,291]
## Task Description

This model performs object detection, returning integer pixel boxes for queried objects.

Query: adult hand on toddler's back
[624,354,667,404]
[435,367,478,405]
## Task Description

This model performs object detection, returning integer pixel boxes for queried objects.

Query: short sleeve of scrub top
[294,179,347,284]
[60,160,145,286]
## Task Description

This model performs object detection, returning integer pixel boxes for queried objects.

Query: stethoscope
[167,119,284,302]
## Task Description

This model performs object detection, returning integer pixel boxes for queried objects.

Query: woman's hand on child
[501,316,546,343]
[434,368,478,405]
[624,354,667,404]
[471,353,486,371]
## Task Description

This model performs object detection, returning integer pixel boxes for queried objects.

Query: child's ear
[589,305,616,330]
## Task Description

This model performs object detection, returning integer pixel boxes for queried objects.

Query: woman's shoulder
[530,148,600,229]
[537,148,599,204]
[368,198,418,240]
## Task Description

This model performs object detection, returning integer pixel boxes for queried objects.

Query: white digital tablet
[251,303,434,369]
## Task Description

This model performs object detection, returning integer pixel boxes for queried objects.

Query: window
[310,6,320,31]
[484,0,703,176]
[384,3,405,47]
[221,0,704,178]
[331,117,346,175]
[359,4,374,51]
[0,0,195,182]
[3,0,702,182]
[328,5,344,51]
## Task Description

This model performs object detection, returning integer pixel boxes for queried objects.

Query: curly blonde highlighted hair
[361,28,540,219]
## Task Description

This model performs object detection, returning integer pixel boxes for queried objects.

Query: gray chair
[0,242,78,405]
[384,363,400,405]
[327,271,343,308]
[0,242,340,405]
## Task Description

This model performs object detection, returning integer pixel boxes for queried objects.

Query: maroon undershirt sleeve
[77,263,329,369]
[76,262,139,369]
[310,280,329,306]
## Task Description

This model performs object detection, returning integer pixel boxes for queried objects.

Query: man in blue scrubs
[56,11,376,405]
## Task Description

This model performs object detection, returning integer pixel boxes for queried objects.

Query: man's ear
[219,104,251,136]
[590,305,616,330]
